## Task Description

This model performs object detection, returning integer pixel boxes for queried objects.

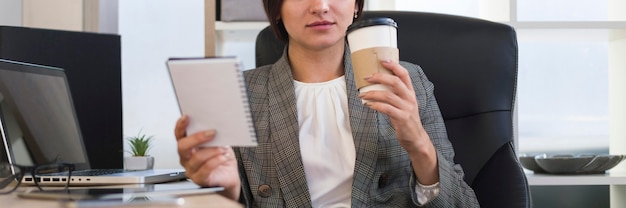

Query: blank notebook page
[167,57,257,147]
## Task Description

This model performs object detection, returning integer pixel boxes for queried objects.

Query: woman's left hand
[358,60,429,151]
[359,60,439,185]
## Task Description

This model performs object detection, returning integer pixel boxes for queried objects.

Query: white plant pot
[124,156,154,170]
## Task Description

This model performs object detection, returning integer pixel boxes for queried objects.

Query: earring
[354,11,358,19]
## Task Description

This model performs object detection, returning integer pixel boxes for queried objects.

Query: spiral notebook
[166,57,257,147]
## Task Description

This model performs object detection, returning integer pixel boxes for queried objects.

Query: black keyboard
[71,169,135,176]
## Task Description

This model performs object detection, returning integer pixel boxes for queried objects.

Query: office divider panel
[0,26,122,169]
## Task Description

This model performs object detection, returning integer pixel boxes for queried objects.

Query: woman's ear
[276,15,281,23]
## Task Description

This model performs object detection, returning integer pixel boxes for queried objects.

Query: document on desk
[167,57,257,147]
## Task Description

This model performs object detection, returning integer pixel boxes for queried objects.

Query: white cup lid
[347,17,398,34]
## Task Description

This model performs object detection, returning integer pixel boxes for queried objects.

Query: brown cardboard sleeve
[351,47,399,89]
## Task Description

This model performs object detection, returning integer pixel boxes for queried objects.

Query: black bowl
[519,154,547,173]
[519,153,626,174]
[577,154,610,174]
[590,154,626,173]
[535,154,595,174]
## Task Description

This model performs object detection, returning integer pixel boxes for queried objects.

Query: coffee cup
[347,17,398,102]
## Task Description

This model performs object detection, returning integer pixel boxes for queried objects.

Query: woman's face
[280,0,357,50]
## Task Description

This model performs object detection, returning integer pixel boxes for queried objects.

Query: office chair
[255,11,530,208]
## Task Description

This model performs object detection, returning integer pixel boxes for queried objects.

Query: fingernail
[205,129,216,138]
[382,59,392,63]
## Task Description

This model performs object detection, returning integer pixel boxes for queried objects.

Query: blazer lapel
[344,49,380,206]
[267,53,312,207]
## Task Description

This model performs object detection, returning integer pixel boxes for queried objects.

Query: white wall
[119,0,204,169]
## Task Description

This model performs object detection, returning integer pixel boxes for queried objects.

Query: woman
[174,0,479,207]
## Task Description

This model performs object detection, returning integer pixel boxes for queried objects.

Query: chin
[309,37,345,50]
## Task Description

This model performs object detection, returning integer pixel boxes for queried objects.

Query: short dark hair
[262,0,365,42]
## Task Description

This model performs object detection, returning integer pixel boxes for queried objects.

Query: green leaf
[126,131,153,156]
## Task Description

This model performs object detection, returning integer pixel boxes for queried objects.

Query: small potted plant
[124,132,155,170]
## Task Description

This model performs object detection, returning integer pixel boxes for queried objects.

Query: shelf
[507,21,626,29]
[215,20,626,33]
[215,21,268,31]
[215,19,626,31]
[526,171,626,186]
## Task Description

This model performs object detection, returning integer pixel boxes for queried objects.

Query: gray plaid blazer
[234,48,479,207]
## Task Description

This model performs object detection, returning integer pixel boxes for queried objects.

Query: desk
[0,180,243,208]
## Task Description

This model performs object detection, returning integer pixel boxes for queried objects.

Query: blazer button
[258,184,272,198]
[378,173,389,188]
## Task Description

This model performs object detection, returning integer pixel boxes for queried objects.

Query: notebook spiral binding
[235,63,257,141]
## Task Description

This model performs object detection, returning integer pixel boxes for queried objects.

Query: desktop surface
[1,180,242,208]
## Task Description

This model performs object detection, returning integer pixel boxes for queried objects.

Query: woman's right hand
[174,115,241,201]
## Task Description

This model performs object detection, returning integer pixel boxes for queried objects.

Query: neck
[288,40,346,83]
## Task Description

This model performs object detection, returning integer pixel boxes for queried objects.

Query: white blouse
[294,76,356,208]
[293,75,439,207]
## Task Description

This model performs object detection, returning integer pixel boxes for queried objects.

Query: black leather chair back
[255,11,530,208]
